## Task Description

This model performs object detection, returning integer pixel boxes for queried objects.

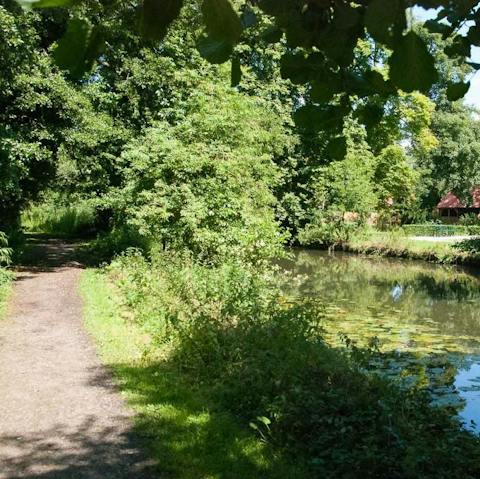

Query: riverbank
[79,252,480,478]
[79,269,303,479]
[338,231,480,267]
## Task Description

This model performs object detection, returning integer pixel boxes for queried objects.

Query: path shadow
[0,417,158,479]
[7,360,286,479]
[15,235,86,271]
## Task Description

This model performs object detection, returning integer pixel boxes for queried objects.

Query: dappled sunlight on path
[0,240,156,478]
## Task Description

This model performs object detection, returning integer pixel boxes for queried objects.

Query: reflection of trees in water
[413,274,480,301]
[280,251,480,427]
[280,250,480,344]
[368,350,468,415]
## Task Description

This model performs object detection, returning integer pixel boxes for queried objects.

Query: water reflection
[280,249,480,430]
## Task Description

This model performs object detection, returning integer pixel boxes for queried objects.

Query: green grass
[79,269,303,479]
[0,268,12,320]
[344,229,480,265]
[403,223,480,237]
[22,202,97,238]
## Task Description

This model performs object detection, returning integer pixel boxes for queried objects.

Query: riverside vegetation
[340,228,480,266]
[0,232,12,319]
[81,249,480,478]
[4,0,480,477]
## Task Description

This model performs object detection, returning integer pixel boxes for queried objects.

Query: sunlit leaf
[257,416,271,426]
[16,0,72,7]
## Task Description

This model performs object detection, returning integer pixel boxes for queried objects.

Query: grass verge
[342,230,480,266]
[79,269,303,479]
[81,252,480,478]
[0,268,13,320]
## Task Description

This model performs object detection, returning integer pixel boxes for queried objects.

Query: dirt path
[0,239,157,478]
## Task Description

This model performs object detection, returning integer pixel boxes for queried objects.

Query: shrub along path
[0,238,156,478]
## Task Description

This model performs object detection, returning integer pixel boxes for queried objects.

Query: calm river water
[281,249,480,431]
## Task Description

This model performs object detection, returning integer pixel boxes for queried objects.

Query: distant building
[437,188,480,219]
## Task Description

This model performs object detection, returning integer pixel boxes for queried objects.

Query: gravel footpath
[0,239,157,479]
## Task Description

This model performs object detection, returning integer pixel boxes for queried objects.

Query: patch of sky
[413,6,480,108]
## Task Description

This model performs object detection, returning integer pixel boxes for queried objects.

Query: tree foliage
[16,0,480,138]
[0,5,90,227]
[109,81,290,262]
[419,104,480,206]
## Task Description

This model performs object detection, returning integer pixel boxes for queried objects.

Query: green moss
[79,269,303,479]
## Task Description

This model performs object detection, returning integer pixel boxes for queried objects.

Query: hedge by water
[403,224,480,237]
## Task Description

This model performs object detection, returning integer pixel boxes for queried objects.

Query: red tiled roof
[437,187,480,209]
[437,192,465,209]
[472,187,480,208]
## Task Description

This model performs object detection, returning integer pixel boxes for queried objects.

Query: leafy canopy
[17,1,480,111]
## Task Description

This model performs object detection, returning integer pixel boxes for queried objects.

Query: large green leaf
[197,35,233,64]
[327,136,347,160]
[310,81,338,104]
[364,0,405,47]
[16,0,72,7]
[355,103,384,129]
[389,31,438,93]
[261,25,282,44]
[240,7,257,29]
[280,53,310,84]
[140,0,184,40]
[231,56,242,87]
[293,105,345,132]
[280,52,328,85]
[446,81,470,101]
[54,18,92,79]
[445,36,471,58]
[201,0,242,45]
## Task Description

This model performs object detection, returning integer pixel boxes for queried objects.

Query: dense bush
[108,250,480,478]
[109,82,290,263]
[298,210,359,246]
[403,224,480,237]
[0,6,98,227]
